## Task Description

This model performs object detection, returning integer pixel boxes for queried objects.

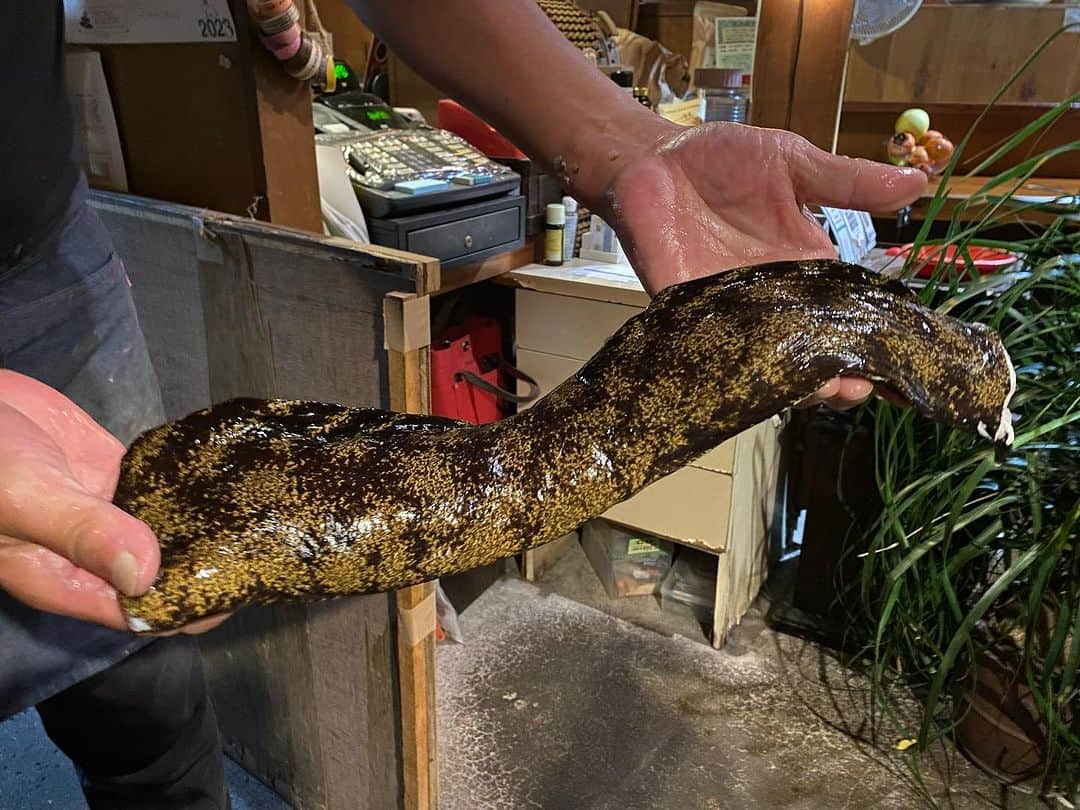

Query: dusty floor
[437,543,1015,810]
[0,542,1041,809]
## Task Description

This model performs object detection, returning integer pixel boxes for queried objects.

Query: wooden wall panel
[787,0,855,151]
[845,4,1080,106]
[91,0,320,231]
[750,0,801,131]
[751,0,855,151]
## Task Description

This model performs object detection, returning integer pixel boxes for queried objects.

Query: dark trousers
[1,182,229,808]
[36,637,229,810]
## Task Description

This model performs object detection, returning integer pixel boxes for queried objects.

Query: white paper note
[315,145,370,244]
[65,50,128,192]
[820,207,877,264]
[713,17,758,73]
[564,264,642,287]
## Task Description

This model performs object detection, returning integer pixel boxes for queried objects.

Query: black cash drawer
[367,193,525,268]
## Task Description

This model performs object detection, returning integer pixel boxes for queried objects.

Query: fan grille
[851,0,923,45]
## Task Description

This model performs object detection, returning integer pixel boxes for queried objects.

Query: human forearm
[348,0,673,214]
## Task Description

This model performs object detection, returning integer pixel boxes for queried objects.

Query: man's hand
[350,1,927,409]
[0,370,225,634]
[602,121,928,410]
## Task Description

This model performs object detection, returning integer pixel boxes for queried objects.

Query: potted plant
[846,28,1080,803]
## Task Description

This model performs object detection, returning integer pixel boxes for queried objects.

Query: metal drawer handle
[464,234,474,248]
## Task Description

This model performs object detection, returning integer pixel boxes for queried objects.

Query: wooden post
[752,0,856,152]
[384,291,438,810]
[751,0,802,132]
[788,0,855,152]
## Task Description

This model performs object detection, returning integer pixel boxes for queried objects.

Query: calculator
[313,91,521,218]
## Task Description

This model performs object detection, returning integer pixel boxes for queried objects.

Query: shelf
[928,174,1078,201]
[874,175,1079,222]
[920,0,1079,7]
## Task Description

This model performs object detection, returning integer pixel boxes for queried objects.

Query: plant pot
[954,643,1047,785]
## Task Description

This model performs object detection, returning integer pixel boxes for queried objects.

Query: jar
[695,68,749,124]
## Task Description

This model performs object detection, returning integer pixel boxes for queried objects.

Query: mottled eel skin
[114,260,1015,632]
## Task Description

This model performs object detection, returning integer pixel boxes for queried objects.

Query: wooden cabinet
[506,261,782,646]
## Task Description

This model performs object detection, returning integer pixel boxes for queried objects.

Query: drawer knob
[463,234,474,248]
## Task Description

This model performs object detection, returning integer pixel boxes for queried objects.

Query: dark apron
[0,177,165,718]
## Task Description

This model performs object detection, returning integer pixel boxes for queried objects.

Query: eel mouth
[977,347,1017,462]
[851,342,1017,463]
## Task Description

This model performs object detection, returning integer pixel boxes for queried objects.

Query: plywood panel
[92,203,211,419]
[604,466,735,553]
[712,417,780,647]
[845,5,1080,106]
[516,289,641,359]
[91,191,429,810]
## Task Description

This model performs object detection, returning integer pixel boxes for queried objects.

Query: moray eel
[114,260,1016,632]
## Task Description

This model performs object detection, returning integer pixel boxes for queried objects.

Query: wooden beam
[752,0,855,152]
[384,291,437,810]
[246,15,323,231]
[396,582,438,810]
[751,0,802,131]
[788,0,855,152]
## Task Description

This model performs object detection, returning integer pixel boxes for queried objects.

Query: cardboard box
[603,465,734,553]
[581,519,673,598]
[515,288,640,359]
[514,348,582,410]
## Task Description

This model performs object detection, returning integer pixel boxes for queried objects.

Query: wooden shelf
[920,0,1077,7]
[875,175,1079,222]
[928,174,1078,201]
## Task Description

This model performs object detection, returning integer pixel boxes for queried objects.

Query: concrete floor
[0,541,1032,809]
[436,542,1010,810]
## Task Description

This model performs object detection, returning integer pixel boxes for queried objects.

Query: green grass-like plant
[848,25,1080,803]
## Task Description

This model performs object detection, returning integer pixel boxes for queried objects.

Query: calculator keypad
[342,128,515,193]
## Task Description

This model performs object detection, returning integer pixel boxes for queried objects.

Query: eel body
[114,260,1016,631]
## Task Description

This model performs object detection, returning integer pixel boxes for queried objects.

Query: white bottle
[562,196,578,261]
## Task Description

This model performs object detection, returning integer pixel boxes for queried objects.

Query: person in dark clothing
[0,2,925,807]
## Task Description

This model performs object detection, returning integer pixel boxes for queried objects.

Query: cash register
[314,62,525,267]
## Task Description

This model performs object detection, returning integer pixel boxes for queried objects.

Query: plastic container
[884,243,1018,279]
[562,196,578,261]
[695,68,749,124]
[660,552,716,623]
[581,520,673,599]
[544,203,565,266]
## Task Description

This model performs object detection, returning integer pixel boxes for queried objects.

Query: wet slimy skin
[114,260,1015,632]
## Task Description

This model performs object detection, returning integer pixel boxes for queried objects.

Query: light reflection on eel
[113,260,1016,632]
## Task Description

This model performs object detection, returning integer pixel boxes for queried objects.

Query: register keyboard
[315,123,520,218]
